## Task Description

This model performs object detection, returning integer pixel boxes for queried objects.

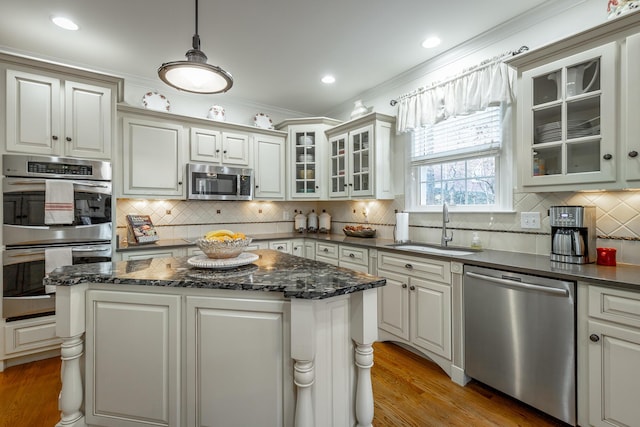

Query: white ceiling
[1,0,549,115]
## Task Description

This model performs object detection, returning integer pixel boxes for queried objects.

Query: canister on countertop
[597,247,617,266]
[294,210,307,233]
[307,210,318,232]
[319,210,331,233]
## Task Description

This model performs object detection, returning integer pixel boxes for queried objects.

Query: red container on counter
[597,247,617,266]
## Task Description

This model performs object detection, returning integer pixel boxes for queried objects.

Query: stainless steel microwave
[186,164,253,201]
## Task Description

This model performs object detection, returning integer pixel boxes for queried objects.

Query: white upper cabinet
[253,133,285,200]
[276,118,341,200]
[121,114,185,198]
[189,128,250,166]
[624,32,640,182]
[5,69,114,160]
[519,43,617,189]
[325,112,394,200]
[508,11,640,191]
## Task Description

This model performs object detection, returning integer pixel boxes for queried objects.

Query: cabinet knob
[178,181,182,185]
[255,185,259,188]
[589,334,600,343]
[52,135,58,140]
[216,149,220,153]
[349,253,355,258]
[603,154,613,160]
[323,248,329,252]
[629,150,639,158]
[405,263,413,269]
[409,285,416,291]
[349,183,353,187]
[66,137,72,142]
[401,283,407,289]
[223,150,227,154]
[277,246,284,250]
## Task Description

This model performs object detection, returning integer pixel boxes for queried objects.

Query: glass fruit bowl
[195,237,253,259]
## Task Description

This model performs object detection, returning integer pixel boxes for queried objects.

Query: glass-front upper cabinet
[329,133,348,197]
[520,42,617,189]
[349,126,372,197]
[293,130,318,196]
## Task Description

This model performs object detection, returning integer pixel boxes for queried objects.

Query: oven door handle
[71,246,111,252]
[4,295,53,300]
[7,180,110,188]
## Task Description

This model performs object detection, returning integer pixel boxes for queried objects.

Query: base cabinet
[85,290,182,427]
[377,251,452,371]
[185,296,292,426]
[586,285,640,427]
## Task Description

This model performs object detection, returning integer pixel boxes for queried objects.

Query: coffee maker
[549,205,596,264]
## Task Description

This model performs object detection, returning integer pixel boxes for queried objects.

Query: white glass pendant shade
[158,48,233,94]
[158,2,233,94]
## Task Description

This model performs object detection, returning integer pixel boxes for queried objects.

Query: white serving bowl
[195,237,252,259]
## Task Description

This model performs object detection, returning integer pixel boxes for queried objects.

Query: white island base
[54,283,379,427]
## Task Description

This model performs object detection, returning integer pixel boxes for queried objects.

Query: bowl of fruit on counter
[196,229,252,259]
[343,225,376,238]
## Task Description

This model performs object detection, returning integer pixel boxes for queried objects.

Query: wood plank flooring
[0,342,569,427]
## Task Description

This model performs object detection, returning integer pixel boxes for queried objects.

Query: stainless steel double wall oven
[2,155,113,321]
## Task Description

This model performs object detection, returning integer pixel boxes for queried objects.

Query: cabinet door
[304,241,316,260]
[521,42,617,188]
[625,33,640,181]
[221,131,250,166]
[6,69,61,155]
[185,296,288,427]
[348,125,374,197]
[291,129,320,198]
[328,133,348,198]
[291,240,305,258]
[122,117,185,198]
[377,270,409,340]
[64,81,112,159]
[85,290,181,427]
[588,320,640,427]
[190,127,222,163]
[254,134,285,199]
[410,277,451,359]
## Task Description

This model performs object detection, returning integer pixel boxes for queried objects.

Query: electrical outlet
[521,212,541,229]
[283,211,290,220]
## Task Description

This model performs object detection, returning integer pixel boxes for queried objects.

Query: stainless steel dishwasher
[463,265,576,425]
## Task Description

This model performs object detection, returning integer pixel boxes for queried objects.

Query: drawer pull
[629,150,638,158]
[349,253,355,258]
[323,248,329,252]
[405,263,413,269]
[589,334,600,343]
[277,246,284,250]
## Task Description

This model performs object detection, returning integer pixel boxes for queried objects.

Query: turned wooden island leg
[291,299,316,427]
[351,289,378,427]
[55,284,88,427]
[57,334,84,426]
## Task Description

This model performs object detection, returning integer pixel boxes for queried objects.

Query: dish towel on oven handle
[44,247,73,293]
[44,180,75,224]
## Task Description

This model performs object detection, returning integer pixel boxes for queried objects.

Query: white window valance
[396,61,516,133]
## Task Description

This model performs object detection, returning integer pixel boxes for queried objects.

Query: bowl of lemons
[196,230,252,259]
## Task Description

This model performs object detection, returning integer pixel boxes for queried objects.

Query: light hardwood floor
[0,342,569,427]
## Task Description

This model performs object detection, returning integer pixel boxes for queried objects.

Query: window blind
[411,106,502,164]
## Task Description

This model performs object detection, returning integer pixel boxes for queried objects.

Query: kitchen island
[46,249,385,427]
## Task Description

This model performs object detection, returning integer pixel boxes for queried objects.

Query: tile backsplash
[117,189,640,265]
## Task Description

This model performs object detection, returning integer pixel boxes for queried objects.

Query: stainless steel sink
[387,243,479,256]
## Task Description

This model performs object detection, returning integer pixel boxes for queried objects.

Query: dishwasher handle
[465,271,569,297]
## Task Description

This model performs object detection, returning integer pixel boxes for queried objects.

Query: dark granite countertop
[45,249,386,300]
[117,232,640,292]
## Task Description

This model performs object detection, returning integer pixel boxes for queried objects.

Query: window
[407,106,512,211]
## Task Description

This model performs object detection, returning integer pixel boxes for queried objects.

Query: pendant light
[158,0,233,94]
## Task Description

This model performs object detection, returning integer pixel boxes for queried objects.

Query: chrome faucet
[441,202,453,247]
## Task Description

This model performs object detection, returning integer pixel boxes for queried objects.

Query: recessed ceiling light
[51,16,79,31]
[422,36,441,49]
[321,75,336,84]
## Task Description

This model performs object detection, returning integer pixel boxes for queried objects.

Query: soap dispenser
[470,232,482,250]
